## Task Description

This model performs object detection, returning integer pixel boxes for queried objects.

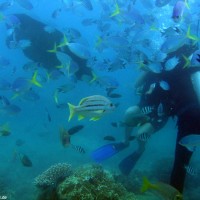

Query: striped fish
[68,95,115,121]
[141,106,154,115]
[185,165,198,176]
[138,133,151,142]
[72,144,85,154]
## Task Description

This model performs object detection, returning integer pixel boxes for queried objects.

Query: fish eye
[110,103,114,107]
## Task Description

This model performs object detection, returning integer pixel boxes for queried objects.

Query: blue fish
[191,50,200,67]
[155,0,171,7]
[172,1,186,23]
[5,14,21,28]
[12,77,30,93]
[16,0,33,10]
[81,0,93,10]
[0,1,13,11]
[179,134,200,151]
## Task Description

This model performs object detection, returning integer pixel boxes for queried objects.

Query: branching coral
[34,163,72,189]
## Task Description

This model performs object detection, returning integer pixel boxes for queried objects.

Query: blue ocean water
[0,0,200,199]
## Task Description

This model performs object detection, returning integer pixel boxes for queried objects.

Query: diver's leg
[137,122,155,140]
[119,139,146,175]
[170,133,193,193]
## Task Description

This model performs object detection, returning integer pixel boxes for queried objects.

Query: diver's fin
[91,143,127,162]
[119,151,143,176]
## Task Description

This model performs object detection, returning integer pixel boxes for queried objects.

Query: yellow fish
[68,95,115,121]
[141,177,183,200]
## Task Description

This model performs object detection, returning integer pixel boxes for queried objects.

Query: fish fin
[78,97,89,105]
[30,71,42,87]
[47,43,57,53]
[91,143,127,162]
[57,34,68,48]
[68,103,76,121]
[78,115,85,121]
[90,116,101,121]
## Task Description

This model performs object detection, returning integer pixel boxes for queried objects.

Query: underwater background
[0,0,200,199]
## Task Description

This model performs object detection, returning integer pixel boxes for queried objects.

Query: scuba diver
[92,44,200,194]
[5,14,93,81]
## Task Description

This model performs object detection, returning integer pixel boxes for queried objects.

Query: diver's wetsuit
[165,67,200,192]
[5,14,93,81]
[137,72,170,131]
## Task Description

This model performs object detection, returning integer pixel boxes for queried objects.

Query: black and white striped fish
[137,133,151,142]
[72,144,86,154]
[141,106,154,115]
[185,165,198,176]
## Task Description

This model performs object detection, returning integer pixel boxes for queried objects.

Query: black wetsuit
[138,72,170,131]
[137,59,200,193]
[165,67,200,192]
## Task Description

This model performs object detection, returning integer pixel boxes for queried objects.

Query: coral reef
[56,164,137,200]
[34,163,72,189]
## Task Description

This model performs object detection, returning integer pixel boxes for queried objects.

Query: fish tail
[47,43,57,53]
[186,25,199,41]
[140,177,156,193]
[57,34,69,48]
[184,0,190,9]
[182,54,190,68]
[110,1,120,17]
[68,103,76,121]
[11,93,20,100]
[89,71,97,83]
[1,122,10,131]
[30,71,42,87]
[95,36,103,48]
